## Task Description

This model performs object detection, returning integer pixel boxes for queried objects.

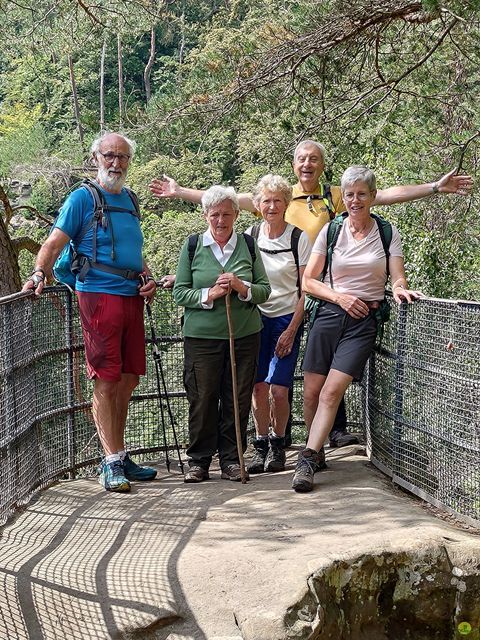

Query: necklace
[349,219,373,246]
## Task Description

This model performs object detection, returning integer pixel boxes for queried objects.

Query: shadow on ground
[0,446,479,640]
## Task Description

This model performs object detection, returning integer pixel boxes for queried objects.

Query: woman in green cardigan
[173,185,271,483]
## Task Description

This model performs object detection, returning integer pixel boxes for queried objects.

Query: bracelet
[31,268,46,278]
[29,273,45,287]
[431,182,439,194]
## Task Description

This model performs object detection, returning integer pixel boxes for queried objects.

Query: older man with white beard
[22,132,158,493]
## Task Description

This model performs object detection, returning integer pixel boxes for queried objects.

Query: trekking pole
[225,289,248,484]
[144,298,184,474]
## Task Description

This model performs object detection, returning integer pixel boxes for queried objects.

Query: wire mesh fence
[0,288,478,527]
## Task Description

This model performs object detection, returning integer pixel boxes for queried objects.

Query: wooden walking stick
[225,287,248,484]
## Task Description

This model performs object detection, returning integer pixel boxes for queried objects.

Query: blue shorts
[256,313,303,388]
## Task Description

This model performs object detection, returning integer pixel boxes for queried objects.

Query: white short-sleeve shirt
[246,222,312,317]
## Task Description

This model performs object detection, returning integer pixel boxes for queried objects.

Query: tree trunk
[144,28,155,103]
[67,54,85,151]
[100,39,107,132]
[0,186,22,296]
[117,34,124,127]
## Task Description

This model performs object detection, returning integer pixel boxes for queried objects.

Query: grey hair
[90,132,137,158]
[201,185,239,214]
[293,139,326,162]
[252,174,292,208]
[341,165,376,192]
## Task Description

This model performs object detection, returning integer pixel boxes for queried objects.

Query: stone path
[0,446,479,640]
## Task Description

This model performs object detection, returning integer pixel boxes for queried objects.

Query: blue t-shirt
[55,185,144,296]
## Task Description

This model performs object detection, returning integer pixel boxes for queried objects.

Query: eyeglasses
[97,151,131,165]
[343,191,372,202]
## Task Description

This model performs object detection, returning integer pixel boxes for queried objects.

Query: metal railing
[0,288,478,527]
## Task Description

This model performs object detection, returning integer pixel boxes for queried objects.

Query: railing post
[363,355,374,455]
[0,303,16,492]
[393,303,408,478]
[65,289,76,479]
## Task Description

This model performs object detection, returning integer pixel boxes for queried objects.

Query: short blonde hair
[252,174,292,209]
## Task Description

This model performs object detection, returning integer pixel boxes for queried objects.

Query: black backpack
[306,212,393,335]
[249,223,303,296]
[187,232,256,264]
[321,212,393,286]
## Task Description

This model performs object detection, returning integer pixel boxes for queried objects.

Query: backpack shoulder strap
[242,232,256,263]
[322,183,336,220]
[79,180,106,263]
[322,212,347,284]
[124,187,141,219]
[249,223,261,240]
[290,226,302,295]
[371,213,392,279]
[188,234,200,263]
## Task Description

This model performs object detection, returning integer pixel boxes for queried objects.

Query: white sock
[257,434,269,440]
[271,431,283,439]
[118,450,126,461]
[105,453,121,464]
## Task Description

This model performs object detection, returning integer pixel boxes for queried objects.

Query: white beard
[97,166,126,192]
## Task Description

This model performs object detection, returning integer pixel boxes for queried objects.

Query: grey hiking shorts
[302,302,377,381]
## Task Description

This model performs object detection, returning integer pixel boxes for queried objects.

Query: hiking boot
[123,453,157,481]
[184,465,209,483]
[315,446,328,472]
[292,448,322,493]
[99,460,131,493]
[221,464,250,482]
[329,430,359,448]
[264,435,286,472]
[247,438,269,474]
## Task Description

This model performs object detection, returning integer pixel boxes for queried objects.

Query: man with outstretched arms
[149,140,473,449]
[23,132,158,493]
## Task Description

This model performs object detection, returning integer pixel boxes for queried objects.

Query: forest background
[0,0,479,299]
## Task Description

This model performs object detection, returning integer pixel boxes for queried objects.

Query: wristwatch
[431,182,439,194]
[29,269,45,287]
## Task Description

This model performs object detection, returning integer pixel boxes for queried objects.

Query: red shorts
[76,292,146,381]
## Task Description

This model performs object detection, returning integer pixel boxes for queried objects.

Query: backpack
[52,179,141,288]
[249,223,303,296]
[306,212,393,332]
[321,212,392,286]
[187,232,256,264]
[291,183,336,220]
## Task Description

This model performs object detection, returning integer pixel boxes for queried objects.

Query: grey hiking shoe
[329,430,359,448]
[264,435,286,472]
[248,438,269,474]
[292,448,322,493]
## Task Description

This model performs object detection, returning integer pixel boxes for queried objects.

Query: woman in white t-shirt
[245,175,312,474]
[292,165,422,493]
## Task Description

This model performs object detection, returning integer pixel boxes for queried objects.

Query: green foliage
[0,104,47,178]
[0,0,479,300]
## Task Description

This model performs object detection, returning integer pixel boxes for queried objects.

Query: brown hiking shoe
[292,448,322,493]
[221,464,250,482]
[184,466,209,483]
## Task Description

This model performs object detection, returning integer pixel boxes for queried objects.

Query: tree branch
[11,236,42,257]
